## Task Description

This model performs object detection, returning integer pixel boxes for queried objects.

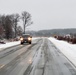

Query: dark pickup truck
[20,34,32,44]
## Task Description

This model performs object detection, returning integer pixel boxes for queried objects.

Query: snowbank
[48,37,76,66]
[0,37,39,51]
[0,41,20,50]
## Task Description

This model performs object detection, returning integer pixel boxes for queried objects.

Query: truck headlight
[20,38,23,41]
[28,37,31,41]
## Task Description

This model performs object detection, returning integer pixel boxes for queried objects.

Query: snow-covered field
[48,37,76,67]
[0,37,38,51]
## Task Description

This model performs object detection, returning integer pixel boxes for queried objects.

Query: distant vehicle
[20,34,32,44]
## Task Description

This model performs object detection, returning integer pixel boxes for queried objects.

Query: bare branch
[21,11,32,34]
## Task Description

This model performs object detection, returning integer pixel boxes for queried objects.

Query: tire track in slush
[0,39,42,75]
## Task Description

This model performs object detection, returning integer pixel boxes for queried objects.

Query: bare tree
[0,11,33,39]
[0,15,6,29]
[0,15,13,39]
[11,14,20,38]
[4,15,13,39]
[21,11,33,34]
[0,25,4,38]
[0,15,5,37]
[17,26,23,36]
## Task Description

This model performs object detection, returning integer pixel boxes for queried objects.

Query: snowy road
[0,38,76,75]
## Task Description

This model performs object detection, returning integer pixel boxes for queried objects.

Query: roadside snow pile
[0,41,20,49]
[0,37,39,51]
[48,37,76,66]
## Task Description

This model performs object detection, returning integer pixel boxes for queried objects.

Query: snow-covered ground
[0,41,20,50]
[0,37,38,51]
[48,37,76,67]
[1,37,76,67]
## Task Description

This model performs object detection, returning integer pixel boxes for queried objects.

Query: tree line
[0,11,32,39]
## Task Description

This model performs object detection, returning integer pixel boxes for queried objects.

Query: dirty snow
[48,37,76,67]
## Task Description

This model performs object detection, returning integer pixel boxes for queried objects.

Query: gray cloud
[0,0,76,30]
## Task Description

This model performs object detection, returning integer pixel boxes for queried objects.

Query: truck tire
[29,41,31,44]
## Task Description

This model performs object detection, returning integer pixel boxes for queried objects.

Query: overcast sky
[0,0,76,30]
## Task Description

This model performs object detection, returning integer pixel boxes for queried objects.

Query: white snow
[0,41,20,50]
[48,37,76,66]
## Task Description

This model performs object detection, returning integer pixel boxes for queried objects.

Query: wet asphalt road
[0,38,76,75]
